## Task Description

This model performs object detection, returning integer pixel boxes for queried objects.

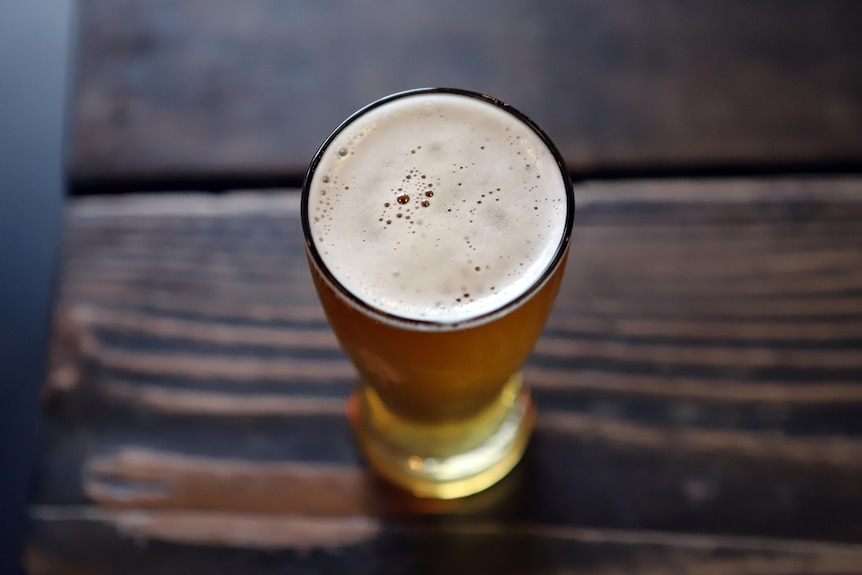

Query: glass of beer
[301,88,574,499]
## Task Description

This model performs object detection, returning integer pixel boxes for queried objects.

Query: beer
[302,89,573,498]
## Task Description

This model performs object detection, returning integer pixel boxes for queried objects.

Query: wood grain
[70,0,862,191]
[25,510,862,575]
[29,178,862,571]
[35,178,862,542]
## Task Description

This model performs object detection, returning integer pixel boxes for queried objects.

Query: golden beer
[302,89,574,498]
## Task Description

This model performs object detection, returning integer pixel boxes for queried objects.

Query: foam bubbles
[308,93,567,323]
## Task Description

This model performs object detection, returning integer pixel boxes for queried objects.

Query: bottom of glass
[347,372,535,499]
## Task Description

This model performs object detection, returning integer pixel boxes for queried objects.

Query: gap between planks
[63,179,862,220]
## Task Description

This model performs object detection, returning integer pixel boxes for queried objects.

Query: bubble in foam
[397,194,410,204]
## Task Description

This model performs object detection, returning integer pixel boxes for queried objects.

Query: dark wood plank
[32,179,862,552]
[25,510,862,575]
[71,1,862,191]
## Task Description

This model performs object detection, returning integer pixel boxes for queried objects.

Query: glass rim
[301,87,575,330]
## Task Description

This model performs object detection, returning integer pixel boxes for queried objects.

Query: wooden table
[25,0,862,572]
[28,179,862,573]
[71,0,862,193]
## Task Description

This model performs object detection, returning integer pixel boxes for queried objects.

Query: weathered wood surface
[71,0,862,191]
[25,511,862,575]
[29,179,862,571]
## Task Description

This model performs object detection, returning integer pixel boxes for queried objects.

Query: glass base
[347,372,535,499]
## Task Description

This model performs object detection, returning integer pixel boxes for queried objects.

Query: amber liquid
[309,250,568,498]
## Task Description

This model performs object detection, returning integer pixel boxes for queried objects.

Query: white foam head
[305,90,570,324]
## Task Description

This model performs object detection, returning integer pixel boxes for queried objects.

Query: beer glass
[302,88,574,499]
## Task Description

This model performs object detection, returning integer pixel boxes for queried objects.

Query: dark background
[0,2,72,573]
